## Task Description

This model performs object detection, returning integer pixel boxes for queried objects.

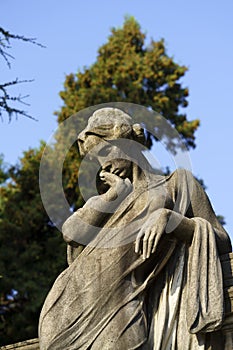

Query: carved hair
[77,107,145,156]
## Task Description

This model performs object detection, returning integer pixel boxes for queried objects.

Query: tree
[0,27,44,122]
[0,145,67,345]
[55,16,199,205]
[56,17,199,147]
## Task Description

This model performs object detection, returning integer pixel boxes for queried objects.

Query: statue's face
[88,138,132,180]
[100,157,132,179]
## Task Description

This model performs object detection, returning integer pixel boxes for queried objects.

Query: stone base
[0,339,39,350]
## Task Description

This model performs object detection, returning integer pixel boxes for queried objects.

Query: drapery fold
[187,218,224,334]
[39,170,229,349]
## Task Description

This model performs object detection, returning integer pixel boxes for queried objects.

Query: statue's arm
[135,169,231,259]
[135,208,194,259]
[62,196,110,246]
[62,171,132,246]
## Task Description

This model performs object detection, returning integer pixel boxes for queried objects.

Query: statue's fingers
[151,228,164,254]
[143,228,151,259]
[146,228,156,259]
[135,230,144,254]
[100,171,117,186]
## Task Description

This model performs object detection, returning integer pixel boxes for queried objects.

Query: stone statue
[39,107,232,349]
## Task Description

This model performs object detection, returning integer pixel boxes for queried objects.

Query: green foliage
[54,17,200,205]
[0,145,66,345]
[0,154,8,184]
[56,17,199,149]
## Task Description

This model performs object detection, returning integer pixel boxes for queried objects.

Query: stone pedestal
[0,339,39,350]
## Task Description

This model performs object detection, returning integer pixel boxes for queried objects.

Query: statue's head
[77,107,145,157]
[77,107,151,185]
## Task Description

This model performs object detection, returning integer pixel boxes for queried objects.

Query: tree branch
[0,27,44,121]
[0,79,37,122]
[0,27,45,68]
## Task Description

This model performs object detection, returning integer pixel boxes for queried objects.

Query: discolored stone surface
[0,339,39,350]
[38,107,233,349]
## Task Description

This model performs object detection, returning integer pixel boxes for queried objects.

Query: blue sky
[1,0,233,240]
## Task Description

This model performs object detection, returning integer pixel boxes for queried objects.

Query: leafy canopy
[56,16,199,149]
[0,146,66,344]
[55,16,199,205]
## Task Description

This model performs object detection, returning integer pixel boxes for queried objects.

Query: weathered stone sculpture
[39,107,233,349]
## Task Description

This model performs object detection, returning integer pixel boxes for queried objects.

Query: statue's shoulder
[165,168,194,187]
[167,168,193,179]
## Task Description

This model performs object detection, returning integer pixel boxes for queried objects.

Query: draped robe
[39,169,231,349]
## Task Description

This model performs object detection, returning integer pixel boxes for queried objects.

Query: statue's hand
[100,170,132,202]
[135,208,170,259]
